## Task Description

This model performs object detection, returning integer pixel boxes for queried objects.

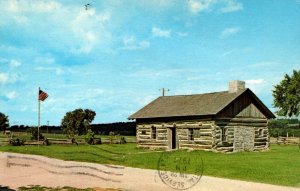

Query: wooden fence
[270,137,300,145]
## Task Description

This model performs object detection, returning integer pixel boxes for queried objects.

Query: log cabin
[129,81,275,152]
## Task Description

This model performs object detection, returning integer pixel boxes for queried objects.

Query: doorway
[168,128,177,149]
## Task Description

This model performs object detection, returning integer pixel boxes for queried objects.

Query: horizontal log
[198,129,213,133]
[200,132,212,136]
[138,135,151,139]
[180,147,212,151]
[194,136,212,140]
[216,122,267,127]
[157,137,167,141]
[217,142,233,147]
[137,128,150,131]
[216,118,267,123]
[194,140,212,145]
[139,142,167,146]
[180,144,212,149]
[254,137,268,141]
[216,147,233,152]
[254,142,267,146]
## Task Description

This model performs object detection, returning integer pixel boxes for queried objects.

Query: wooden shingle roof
[129,88,275,119]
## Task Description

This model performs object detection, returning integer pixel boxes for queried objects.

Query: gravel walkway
[0,152,299,191]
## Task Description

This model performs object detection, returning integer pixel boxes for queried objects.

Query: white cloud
[245,79,266,94]
[219,27,240,39]
[122,36,150,50]
[0,73,9,85]
[70,9,112,54]
[152,27,171,38]
[6,91,16,100]
[9,59,21,67]
[0,72,21,85]
[187,0,216,14]
[187,0,242,14]
[219,0,243,13]
[35,67,64,75]
[246,79,264,85]
[6,0,61,13]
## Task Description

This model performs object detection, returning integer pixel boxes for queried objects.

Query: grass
[0,143,299,187]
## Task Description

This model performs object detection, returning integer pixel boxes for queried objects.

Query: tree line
[6,121,136,136]
[268,119,300,137]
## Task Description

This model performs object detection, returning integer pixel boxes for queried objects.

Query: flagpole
[38,87,40,148]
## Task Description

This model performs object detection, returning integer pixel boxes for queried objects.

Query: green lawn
[0,143,299,187]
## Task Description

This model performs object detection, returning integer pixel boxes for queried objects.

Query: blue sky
[0,0,299,126]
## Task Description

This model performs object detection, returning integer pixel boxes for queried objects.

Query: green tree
[61,108,96,138]
[273,70,300,117]
[0,112,9,133]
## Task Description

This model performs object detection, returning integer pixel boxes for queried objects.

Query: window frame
[151,126,157,140]
[258,128,264,137]
[188,128,194,141]
[221,127,227,142]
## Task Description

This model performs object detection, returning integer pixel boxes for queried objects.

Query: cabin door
[168,128,177,150]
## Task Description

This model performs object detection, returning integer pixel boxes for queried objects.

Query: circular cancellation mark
[157,151,203,190]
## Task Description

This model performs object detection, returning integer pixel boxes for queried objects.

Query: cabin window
[151,126,156,140]
[141,130,146,135]
[188,128,194,141]
[221,127,227,142]
[258,129,263,137]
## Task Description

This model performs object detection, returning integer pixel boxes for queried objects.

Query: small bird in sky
[85,3,91,11]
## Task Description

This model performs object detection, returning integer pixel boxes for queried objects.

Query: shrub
[43,138,50,146]
[120,136,126,144]
[71,138,78,145]
[28,127,44,140]
[9,138,25,146]
[85,130,95,145]
[109,131,115,144]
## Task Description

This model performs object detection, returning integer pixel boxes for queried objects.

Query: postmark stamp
[157,151,203,190]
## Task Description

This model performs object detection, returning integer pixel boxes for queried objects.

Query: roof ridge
[160,89,245,98]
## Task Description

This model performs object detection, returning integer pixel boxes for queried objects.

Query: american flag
[39,89,48,101]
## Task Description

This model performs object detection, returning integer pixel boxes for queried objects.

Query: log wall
[136,123,168,149]
[136,117,269,152]
[136,120,215,150]
[215,117,269,152]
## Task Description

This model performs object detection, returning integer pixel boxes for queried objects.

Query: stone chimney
[229,80,245,93]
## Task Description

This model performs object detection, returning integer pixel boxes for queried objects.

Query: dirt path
[0,152,299,191]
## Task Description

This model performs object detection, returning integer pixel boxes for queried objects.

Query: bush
[43,138,50,146]
[109,131,115,144]
[85,130,95,145]
[119,136,126,144]
[9,138,25,146]
[28,127,44,140]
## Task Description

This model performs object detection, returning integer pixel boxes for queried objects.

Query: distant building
[129,81,275,152]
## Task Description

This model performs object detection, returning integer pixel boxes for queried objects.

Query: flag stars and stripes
[39,90,48,101]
